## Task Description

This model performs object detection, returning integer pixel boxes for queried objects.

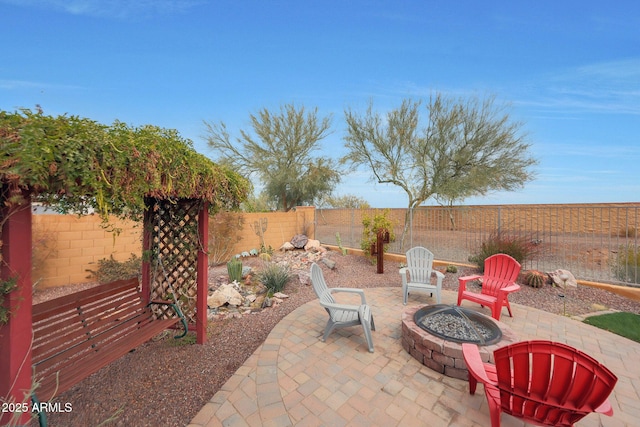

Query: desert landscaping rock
[290,233,308,248]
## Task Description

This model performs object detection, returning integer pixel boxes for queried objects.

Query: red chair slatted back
[494,340,618,426]
[481,254,521,297]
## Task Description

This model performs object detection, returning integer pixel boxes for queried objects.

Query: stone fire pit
[401,305,518,380]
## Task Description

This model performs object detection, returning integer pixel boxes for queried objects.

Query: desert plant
[252,218,268,249]
[446,265,458,274]
[227,257,243,282]
[258,252,272,262]
[524,270,545,288]
[613,244,640,284]
[335,232,348,255]
[86,254,142,283]
[259,244,274,255]
[209,212,244,266]
[360,209,395,263]
[468,231,538,272]
[618,226,638,238]
[258,262,291,294]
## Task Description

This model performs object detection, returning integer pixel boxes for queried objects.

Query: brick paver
[187,288,640,427]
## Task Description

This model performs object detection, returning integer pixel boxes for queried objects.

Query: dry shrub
[469,231,540,271]
[209,212,244,265]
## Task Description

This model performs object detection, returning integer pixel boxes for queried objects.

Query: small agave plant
[524,270,546,288]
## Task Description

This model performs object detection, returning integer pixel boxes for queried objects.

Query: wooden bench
[32,278,187,402]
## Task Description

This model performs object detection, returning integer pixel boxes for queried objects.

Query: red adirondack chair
[457,253,521,320]
[462,340,618,427]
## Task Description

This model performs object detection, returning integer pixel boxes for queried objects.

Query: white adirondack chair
[400,246,444,305]
[310,263,375,352]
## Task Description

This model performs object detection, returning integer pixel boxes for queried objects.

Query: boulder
[291,234,309,249]
[297,271,311,285]
[207,283,244,308]
[304,239,321,251]
[322,258,336,270]
[279,241,295,251]
[547,269,578,288]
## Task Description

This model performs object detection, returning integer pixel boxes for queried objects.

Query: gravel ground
[31,252,640,427]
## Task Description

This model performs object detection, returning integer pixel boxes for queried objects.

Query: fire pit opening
[414,304,502,346]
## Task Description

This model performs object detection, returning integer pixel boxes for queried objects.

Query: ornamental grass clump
[613,244,640,284]
[469,231,539,272]
[258,262,291,294]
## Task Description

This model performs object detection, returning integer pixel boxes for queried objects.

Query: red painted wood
[463,340,618,427]
[31,278,181,401]
[0,197,33,426]
[196,202,208,344]
[141,205,152,305]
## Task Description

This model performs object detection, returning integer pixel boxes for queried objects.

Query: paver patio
[188,288,640,426]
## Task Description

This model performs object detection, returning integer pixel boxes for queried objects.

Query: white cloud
[0,0,204,19]
[517,58,640,116]
[0,79,84,91]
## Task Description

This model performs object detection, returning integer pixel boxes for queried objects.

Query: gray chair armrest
[326,287,367,304]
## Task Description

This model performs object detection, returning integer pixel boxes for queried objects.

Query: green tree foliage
[0,109,250,222]
[321,194,371,209]
[360,209,395,263]
[342,94,537,249]
[204,104,341,211]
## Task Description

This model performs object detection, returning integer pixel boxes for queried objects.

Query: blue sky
[2,0,639,207]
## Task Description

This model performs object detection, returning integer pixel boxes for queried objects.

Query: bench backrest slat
[33,278,142,322]
[31,277,183,402]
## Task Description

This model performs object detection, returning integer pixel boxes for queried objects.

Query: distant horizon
[2,0,638,207]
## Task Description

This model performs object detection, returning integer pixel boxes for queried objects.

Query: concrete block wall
[32,214,142,288]
[31,207,316,287]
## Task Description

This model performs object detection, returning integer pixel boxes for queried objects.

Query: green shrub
[468,232,537,272]
[613,245,640,284]
[446,265,458,273]
[227,257,243,282]
[258,262,291,294]
[86,254,142,283]
[360,209,395,264]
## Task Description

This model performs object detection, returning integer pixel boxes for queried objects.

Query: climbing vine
[0,276,17,325]
[0,108,250,222]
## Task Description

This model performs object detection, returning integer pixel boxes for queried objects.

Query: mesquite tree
[342,94,537,250]
[205,104,341,211]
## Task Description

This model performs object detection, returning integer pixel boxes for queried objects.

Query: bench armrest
[149,300,188,339]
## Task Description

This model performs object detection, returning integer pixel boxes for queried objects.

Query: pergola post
[141,204,152,305]
[0,195,33,426]
[196,203,208,344]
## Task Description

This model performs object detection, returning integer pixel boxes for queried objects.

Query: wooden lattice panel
[148,199,201,324]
